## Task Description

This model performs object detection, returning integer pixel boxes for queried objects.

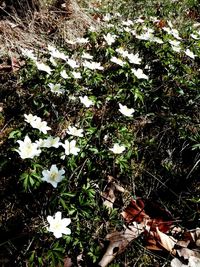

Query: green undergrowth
[0,0,200,266]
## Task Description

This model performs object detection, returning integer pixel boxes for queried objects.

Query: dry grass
[0,0,99,58]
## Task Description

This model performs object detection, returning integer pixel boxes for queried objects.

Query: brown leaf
[101,176,125,209]
[176,240,190,248]
[155,19,167,29]
[190,228,200,247]
[64,257,73,267]
[121,198,149,223]
[188,256,200,266]
[156,227,177,254]
[11,57,21,72]
[99,222,145,267]
[145,230,163,251]
[122,198,173,233]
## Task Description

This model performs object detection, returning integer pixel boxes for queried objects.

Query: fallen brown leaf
[121,198,149,223]
[156,227,177,254]
[99,222,146,267]
[101,175,125,209]
[63,257,73,267]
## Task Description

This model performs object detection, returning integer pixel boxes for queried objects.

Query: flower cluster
[24,114,51,134]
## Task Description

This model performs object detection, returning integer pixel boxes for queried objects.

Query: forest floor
[0,0,200,266]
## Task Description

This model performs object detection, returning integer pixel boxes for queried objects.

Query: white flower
[190,33,200,40]
[136,31,154,41]
[127,53,142,64]
[16,135,41,159]
[122,20,133,26]
[39,136,61,148]
[89,25,96,32]
[103,33,117,46]
[33,119,51,134]
[115,12,122,17]
[124,27,131,33]
[48,83,64,95]
[152,37,164,44]
[68,95,76,101]
[116,47,129,58]
[169,40,181,47]
[109,143,126,154]
[48,45,68,60]
[60,70,70,79]
[103,134,109,141]
[21,48,37,61]
[42,164,65,188]
[167,21,173,28]
[171,46,181,52]
[35,62,52,75]
[150,16,159,22]
[66,39,76,45]
[66,126,84,137]
[103,13,112,21]
[106,23,115,28]
[67,58,79,68]
[171,29,181,40]
[136,27,154,41]
[119,103,135,117]
[83,60,104,70]
[132,68,149,80]
[81,52,93,60]
[163,27,171,34]
[50,56,57,67]
[79,96,93,107]
[163,27,181,39]
[62,140,80,156]
[76,37,89,44]
[24,113,38,124]
[24,114,51,134]
[47,211,71,238]
[185,48,196,59]
[131,29,137,36]
[134,17,145,23]
[110,57,125,66]
[35,138,46,147]
[193,23,200,28]
[32,119,51,134]
[71,71,82,79]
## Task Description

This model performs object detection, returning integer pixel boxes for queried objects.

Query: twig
[0,118,13,133]
[186,158,200,180]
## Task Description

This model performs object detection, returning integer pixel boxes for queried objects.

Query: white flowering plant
[2,0,200,266]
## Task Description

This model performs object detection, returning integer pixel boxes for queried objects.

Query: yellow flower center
[50,172,58,181]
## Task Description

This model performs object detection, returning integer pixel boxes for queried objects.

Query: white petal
[55,211,62,220]
[62,228,71,235]
[50,164,58,172]
[53,230,63,238]
[62,218,71,227]
[47,215,54,224]
[51,181,58,188]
